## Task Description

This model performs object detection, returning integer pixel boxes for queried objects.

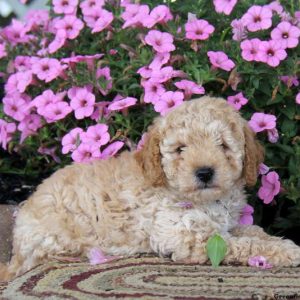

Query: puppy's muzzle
[195,167,214,185]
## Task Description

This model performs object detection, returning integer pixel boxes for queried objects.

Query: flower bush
[0,0,299,239]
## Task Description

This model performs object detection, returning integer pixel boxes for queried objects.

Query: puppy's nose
[195,167,214,184]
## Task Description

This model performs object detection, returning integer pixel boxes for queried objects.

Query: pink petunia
[53,0,78,15]
[136,133,148,151]
[258,171,281,204]
[54,15,84,40]
[32,58,66,83]
[0,119,17,150]
[242,5,273,32]
[142,80,165,104]
[227,92,248,110]
[42,101,72,123]
[267,128,279,143]
[13,56,32,72]
[71,143,101,163]
[90,101,111,121]
[81,124,110,147]
[25,9,49,30]
[207,51,235,71]
[149,66,175,83]
[137,66,153,79]
[231,19,247,41]
[108,97,137,111]
[279,75,299,88]
[239,204,254,225]
[18,114,43,143]
[248,113,276,133]
[3,93,30,121]
[61,127,83,154]
[100,141,124,160]
[80,0,105,16]
[0,44,7,59]
[61,53,103,71]
[5,71,33,94]
[143,5,173,28]
[271,21,300,49]
[149,52,170,70]
[154,91,184,116]
[88,248,120,265]
[84,8,113,33]
[259,163,270,175]
[185,19,215,41]
[38,146,61,163]
[96,67,113,96]
[2,19,31,46]
[48,29,67,54]
[145,30,175,53]
[68,86,95,119]
[213,0,237,15]
[121,4,150,29]
[266,1,283,15]
[296,92,300,105]
[175,80,205,99]
[240,38,261,62]
[248,256,272,269]
[257,40,287,67]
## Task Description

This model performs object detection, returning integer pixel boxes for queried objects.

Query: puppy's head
[135,96,264,202]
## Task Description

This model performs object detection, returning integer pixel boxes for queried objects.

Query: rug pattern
[1,255,300,300]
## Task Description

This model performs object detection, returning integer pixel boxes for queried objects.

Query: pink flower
[53,0,78,15]
[32,90,66,115]
[3,93,30,121]
[0,44,7,59]
[207,51,235,71]
[38,146,61,163]
[61,53,103,70]
[121,4,150,29]
[279,75,299,88]
[84,8,113,33]
[42,101,72,123]
[18,114,42,143]
[175,80,205,99]
[142,81,165,104]
[2,19,31,46]
[136,133,148,151]
[213,0,237,15]
[271,21,300,49]
[90,101,111,120]
[239,204,254,225]
[267,128,279,143]
[248,113,276,133]
[80,0,105,16]
[13,56,32,72]
[149,66,175,83]
[100,141,124,160]
[108,97,137,111]
[96,67,113,95]
[154,91,184,116]
[5,71,33,94]
[0,119,16,150]
[32,58,66,83]
[68,86,95,119]
[258,171,281,204]
[25,9,49,30]
[54,16,84,39]
[145,30,175,53]
[88,248,120,265]
[296,92,300,104]
[137,66,153,79]
[257,40,287,67]
[61,128,83,154]
[231,19,247,41]
[71,143,101,163]
[259,163,270,175]
[227,92,248,110]
[242,5,273,32]
[240,38,261,62]
[266,1,283,15]
[48,30,67,54]
[149,52,170,70]
[143,5,173,28]
[185,19,215,41]
[248,256,272,269]
[81,124,110,147]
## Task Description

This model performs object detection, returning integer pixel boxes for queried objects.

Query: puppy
[1,96,300,281]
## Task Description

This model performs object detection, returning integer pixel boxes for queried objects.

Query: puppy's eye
[176,145,185,154]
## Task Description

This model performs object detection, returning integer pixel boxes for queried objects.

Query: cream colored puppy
[1,96,300,281]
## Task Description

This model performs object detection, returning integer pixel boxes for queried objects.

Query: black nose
[195,167,214,184]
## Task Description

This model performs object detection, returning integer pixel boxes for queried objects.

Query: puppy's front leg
[224,225,300,267]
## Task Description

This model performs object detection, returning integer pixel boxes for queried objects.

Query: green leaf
[206,234,227,267]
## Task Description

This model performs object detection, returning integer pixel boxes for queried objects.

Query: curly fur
[1,96,300,281]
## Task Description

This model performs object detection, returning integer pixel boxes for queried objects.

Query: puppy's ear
[134,126,167,187]
[243,124,265,187]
